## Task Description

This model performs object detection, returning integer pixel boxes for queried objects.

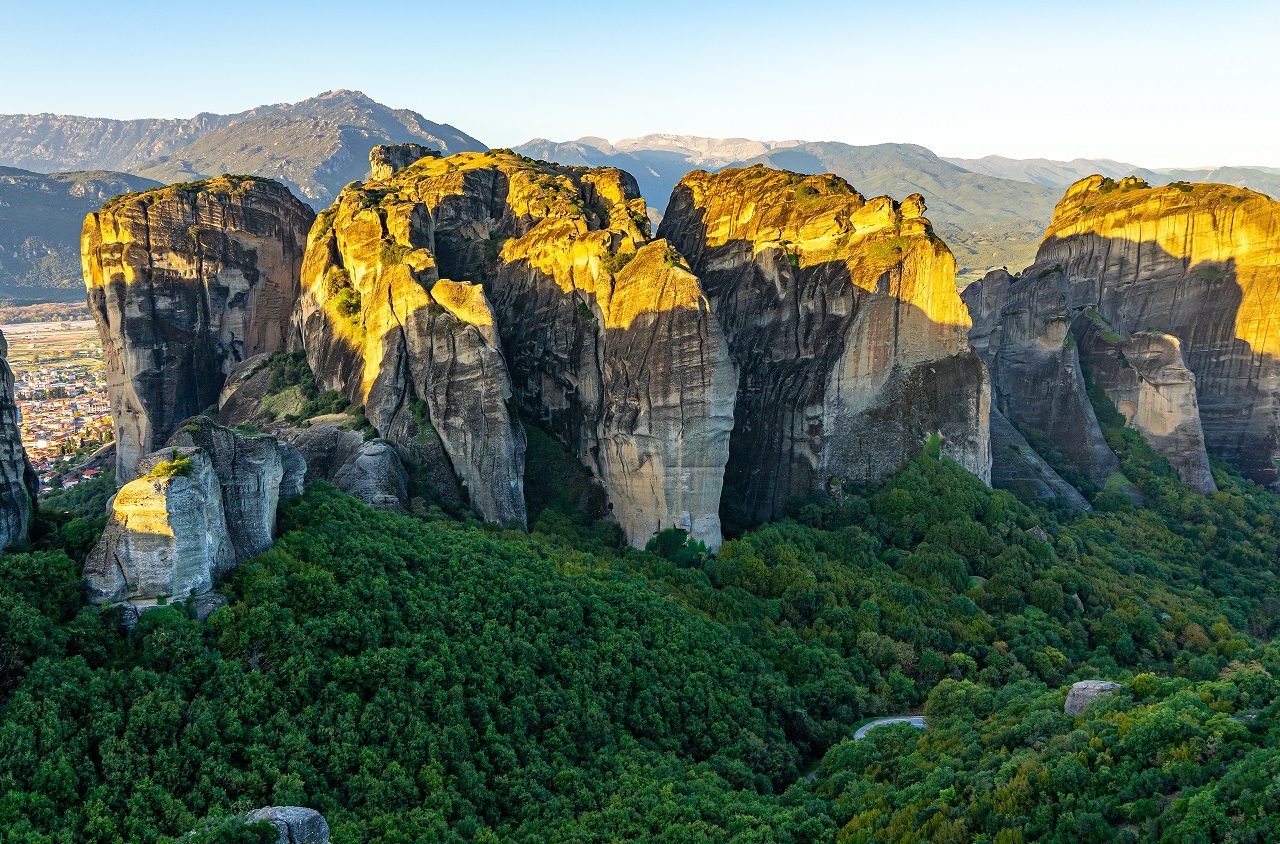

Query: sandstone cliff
[294,171,527,527]
[967,175,1280,493]
[0,329,36,552]
[82,176,314,482]
[297,148,736,548]
[659,167,991,522]
[83,418,302,610]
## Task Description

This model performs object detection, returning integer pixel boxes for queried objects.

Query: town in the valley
[2,318,111,491]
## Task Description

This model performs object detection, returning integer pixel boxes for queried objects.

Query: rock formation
[0,329,37,552]
[369,142,439,180]
[1064,680,1122,716]
[1077,326,1215,492]
[294,167,527,527]
[83,418,302,610]
[966,175,1280,493]
[659,167,991,522]
[297,147,736,548]
[215,354,414,512]
[242,807,330,844]
[963,267,1119,490]
[82,176,314,483]
[989,408,1092,509]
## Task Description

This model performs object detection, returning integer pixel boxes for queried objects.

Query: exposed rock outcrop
[83,419,301,610]
[295,168,527,527]
[659,167,990,522]
[1077,327,1215,492]
[82,176,314,483]
[243,807,330,844]
[0,329,36,552]
[369,142,439,180]
[962,268,1119,489]
[282,422,410,511]
[989,408,1091,509]
[966,175,1280,493]
[1064,680,1122,716]
[298,149,736,548]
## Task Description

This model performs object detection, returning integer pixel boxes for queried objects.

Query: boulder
[281,423,409,512]
[81,176,314,482]
[83,420,303,609]
[1064,680,1122,716]
[0,329,36,552]
[660,167,990,522]
[242,807,330,844]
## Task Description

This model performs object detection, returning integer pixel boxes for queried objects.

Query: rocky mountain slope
[660,167,990,522]
[81,176,314,481]
[1,90,485,207]
[965,175,1280,496]
[516,136,1059,278]
[0,166,161,300]
[0,328,36,552]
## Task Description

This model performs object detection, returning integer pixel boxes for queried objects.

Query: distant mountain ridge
[0,90,486,206]
[515,136,1060,277]
[0,166,161,301]
[946,154,1280,198]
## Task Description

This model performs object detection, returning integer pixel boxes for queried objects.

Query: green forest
[2,388,1279,843]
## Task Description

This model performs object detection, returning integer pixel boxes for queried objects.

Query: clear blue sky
[5,0,1278,167]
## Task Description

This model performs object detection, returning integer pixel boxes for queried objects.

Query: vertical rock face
[295,175,527,527]
[1077,328,1216,492]
[659,167,990,522]
[966,175,1280,492]
[81,176,314,483]
[369,142,440,180]
[83,419,302,608]
[299,149,736,548]
[988,408,1092,509]
[963,268,1119,489]
[0,329,36,552]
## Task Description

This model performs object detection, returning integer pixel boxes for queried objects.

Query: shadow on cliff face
[658,188,990,530]
[1016,231,1280,490]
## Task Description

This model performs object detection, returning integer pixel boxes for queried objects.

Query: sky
[3,0,1278,168]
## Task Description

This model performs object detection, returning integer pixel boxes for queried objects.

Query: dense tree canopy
[1,397,1278,841]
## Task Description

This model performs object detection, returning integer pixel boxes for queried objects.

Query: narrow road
[853,715,927,740]
[803,715,928,783]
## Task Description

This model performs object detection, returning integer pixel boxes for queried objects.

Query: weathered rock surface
[243,807,331,844]
[83,447,232,606]
[298,149,737,548]
[0,329,36,552]
[214,354,418,512]
[1064,679,1122,716]
[963,268,1119,489]
[165,416,305,559]
[282,422,410,511]
[1077,327,1215,492]
[989,408,1092,509]
[659,167,990,522]
[966,175,1280,492]
[83,419,301,608]
[82,176,314,482]
[369,142,439,180]
[295,163,526,527]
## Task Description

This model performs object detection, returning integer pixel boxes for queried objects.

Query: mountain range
[1,90,1278,301]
